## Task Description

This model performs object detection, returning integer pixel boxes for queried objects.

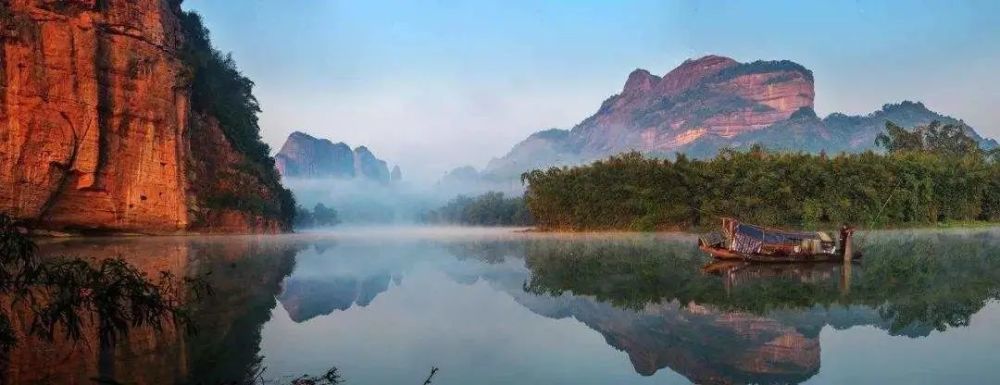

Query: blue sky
[185,0,1000,182]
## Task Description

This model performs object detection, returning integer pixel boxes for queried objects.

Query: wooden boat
[698,218,860,263]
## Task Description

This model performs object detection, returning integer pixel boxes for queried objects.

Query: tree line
[521,121,1000,231]
[294,203,342,229]
[421,192,533,226]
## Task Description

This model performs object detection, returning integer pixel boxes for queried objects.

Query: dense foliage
[421,192,533,226]
[712,59,814,82]
[179,11,296,227]
[522,121,1000,231]
[294,203,342,229]
[875,120,981,156]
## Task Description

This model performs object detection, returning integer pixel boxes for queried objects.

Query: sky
[184,0,1000,183]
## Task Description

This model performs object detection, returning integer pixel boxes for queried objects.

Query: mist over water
[282,175,526,224]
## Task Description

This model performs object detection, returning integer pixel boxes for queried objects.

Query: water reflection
[4,229,1000,384]
[3,236,301,385]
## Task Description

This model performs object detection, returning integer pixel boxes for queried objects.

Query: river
[6,227,1000,384]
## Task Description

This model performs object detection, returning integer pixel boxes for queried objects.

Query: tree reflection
[512,231,1000,336]
[0,216,303,385]
[446,231,1000,384]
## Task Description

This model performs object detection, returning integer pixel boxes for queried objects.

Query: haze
[185,0,1000,183]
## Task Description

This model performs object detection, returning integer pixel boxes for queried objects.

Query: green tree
[422,192,533,226]
[313,203,341,227]
[876,120,980,157]
[875,121,924,153]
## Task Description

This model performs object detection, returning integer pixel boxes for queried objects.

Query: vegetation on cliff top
[521,120,1000,231]
[711,59,814,83]
[178,11,296,227]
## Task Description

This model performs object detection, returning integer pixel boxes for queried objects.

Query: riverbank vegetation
[521,121,1000,231]
[294,203,342,229]
[421,192,533,226]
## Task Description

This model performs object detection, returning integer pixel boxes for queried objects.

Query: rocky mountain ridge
[483,55,997,179]
[275,131,400,183]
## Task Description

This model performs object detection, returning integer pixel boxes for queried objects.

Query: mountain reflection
[446,230,1000,384]
[279,274,395,322]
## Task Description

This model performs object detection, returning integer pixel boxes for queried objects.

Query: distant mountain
[484,55,996,179]
[275,131,400,183]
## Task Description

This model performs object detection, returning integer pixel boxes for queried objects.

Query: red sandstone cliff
[574,55,815,155]
[0,0,290,233]
[485,55,818,176]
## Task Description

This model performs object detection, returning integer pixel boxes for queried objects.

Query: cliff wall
[0,0,291,233]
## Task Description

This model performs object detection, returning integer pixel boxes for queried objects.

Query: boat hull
[699,245,850,263]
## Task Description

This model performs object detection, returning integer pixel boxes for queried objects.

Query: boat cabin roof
[722,218,832,244]
[736,223,822,244]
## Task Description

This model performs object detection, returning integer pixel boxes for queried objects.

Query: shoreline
[24,221,1000,240]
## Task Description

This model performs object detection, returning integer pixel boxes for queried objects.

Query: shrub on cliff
[178,11,296,227]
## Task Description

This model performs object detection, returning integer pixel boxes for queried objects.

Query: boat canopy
[720,217,831,246]
[735,223,822,244]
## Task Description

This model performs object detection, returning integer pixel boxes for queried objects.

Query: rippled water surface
[9,227,1000,384]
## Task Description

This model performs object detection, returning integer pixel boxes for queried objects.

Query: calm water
[8,227,1000,384]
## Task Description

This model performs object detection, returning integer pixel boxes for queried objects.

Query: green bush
[422,192,533,226]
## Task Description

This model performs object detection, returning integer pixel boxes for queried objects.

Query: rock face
[274,131,396,183]
[274,132,355,178]
[0,0,291,233]
[485,55,996,178]
[390,165,402,182]
[352,146,390,182]
[576,55,814,156]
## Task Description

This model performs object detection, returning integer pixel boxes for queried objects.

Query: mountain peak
[623,69,661,95]
[275,133,396,182]
[682,54,737,66]
[288,131,317,140]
